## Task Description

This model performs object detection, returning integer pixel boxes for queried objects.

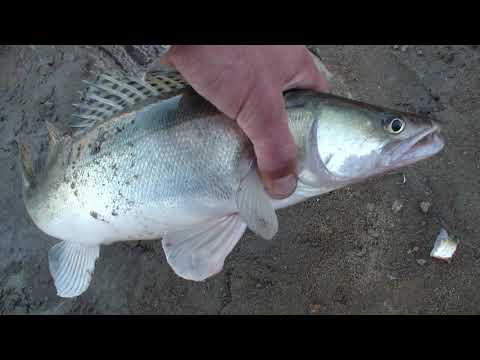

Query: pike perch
[20,69,444,297]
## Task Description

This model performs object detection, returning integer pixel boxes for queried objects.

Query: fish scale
[72,97,246,220]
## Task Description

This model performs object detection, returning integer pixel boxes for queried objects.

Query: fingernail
[268,174,297,199]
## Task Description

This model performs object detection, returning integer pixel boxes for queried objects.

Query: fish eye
[385,118,405,134]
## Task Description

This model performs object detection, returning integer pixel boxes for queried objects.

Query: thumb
[236,89,298,199]
[148,50,178,73]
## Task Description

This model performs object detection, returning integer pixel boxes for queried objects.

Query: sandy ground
[1,45,479,315]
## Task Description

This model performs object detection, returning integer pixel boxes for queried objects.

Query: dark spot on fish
[70,182,75,189]
[257,217,268,229]
[133,174,139,180]
[90,130,107,155]
[91,144,101,155]
[112,210,118,216]
[89,210,110,223]
[127,142,134,147]
[74,190,79,197]
[76,143,83,159]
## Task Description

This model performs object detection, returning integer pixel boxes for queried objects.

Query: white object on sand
[430,228,459,262]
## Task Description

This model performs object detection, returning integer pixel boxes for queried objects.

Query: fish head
[310,95,445,182]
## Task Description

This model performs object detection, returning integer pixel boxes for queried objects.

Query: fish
[20,68,445,298]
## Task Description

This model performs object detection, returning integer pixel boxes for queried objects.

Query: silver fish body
[24,91,322,245]
[27,94,252,246]
[22,76,444,297]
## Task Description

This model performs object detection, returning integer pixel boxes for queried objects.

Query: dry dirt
[1,45,479,314]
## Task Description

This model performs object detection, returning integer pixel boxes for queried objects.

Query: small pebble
[417,49,424,56]
[43,101,54,109]
[408,246,419,254]
[420,201,431,213]
[393,45,400,50]
[256,283,262,289]
[355,247,367,257]
[392,200,404,213]
[124,241,140,247]
[310,304,324,314]
[401,45,409,52]
[416,259,427,266]
[368,229,380,238]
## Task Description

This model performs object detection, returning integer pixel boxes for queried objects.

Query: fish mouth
[383,124,445,170]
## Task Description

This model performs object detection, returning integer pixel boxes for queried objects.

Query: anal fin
[48,241,100,298]
[162,216,247,281]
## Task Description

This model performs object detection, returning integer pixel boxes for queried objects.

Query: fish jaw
[380,123,445,172]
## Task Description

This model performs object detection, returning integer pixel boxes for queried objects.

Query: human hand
[162,45,329,199]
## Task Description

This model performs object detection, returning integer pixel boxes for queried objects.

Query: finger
[236,87,298,199]
[309,52,333,83]
[147,56,177,73]
[155,54,176,69]
[284,52,330,93]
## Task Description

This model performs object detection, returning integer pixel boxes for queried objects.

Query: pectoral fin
[236,167,279,240]
[48,241,100,298]
[162,215,247,281]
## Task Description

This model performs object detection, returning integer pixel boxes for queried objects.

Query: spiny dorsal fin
[71,67,189,135]
[143,69,188,95]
